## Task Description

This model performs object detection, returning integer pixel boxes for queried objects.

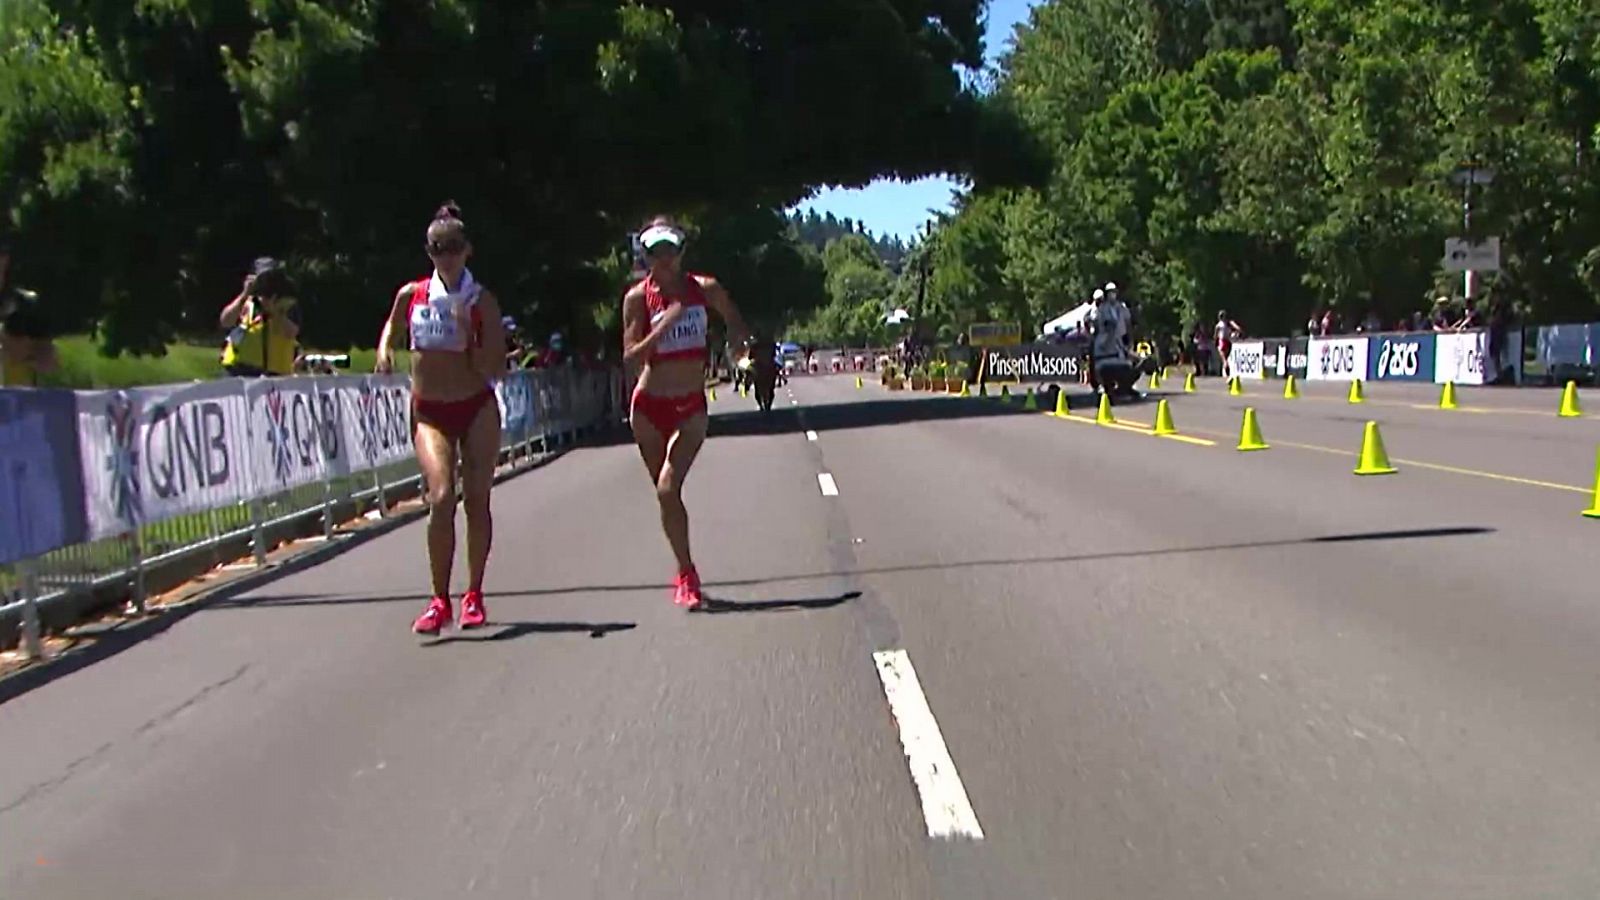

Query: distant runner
[376,202,507,635]
[622,216,749,609]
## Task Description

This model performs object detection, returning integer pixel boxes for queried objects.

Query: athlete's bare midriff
[635,356,706,398]
[409,352,491,403]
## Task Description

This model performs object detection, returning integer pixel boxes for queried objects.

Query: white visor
[640,225,684,250]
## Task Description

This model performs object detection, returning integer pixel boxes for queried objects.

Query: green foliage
[927,0,1600,342]
[2,0,1009,360]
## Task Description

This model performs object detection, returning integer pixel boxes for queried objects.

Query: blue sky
[793,0,1037,240]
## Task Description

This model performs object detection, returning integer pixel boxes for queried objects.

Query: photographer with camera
[219,257,302,377]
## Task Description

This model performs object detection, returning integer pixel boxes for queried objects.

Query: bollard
[18,560,45,662]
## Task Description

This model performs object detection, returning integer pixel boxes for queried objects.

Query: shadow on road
[220,526,1492,610]
[422,620,636,646]
[693,590,862,615]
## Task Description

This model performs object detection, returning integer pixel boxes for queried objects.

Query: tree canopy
[0,0,1032,355]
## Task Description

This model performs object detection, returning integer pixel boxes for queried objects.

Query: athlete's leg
[414,419,460,598]
[655,412,707,572]
[458,398,502,594]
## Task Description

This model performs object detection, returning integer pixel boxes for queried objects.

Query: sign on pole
[1443,237,1500,272]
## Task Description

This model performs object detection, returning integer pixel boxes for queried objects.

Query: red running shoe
[674,567,704,611]
[412,596,452,635]
[459,589,488,629]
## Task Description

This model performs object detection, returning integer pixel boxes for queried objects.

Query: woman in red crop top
[622,215,749,609]
[376,202,507,635]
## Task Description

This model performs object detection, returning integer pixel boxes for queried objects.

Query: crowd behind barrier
[0,368,624,651]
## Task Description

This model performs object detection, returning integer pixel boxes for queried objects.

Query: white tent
[883,308,912,325]
[1039,302,1093,337]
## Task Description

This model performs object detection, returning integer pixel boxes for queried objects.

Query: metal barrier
[0,367,624,659]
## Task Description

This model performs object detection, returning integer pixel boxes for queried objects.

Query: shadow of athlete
[621,215,749,610]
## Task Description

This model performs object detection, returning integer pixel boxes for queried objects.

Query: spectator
[0,238,59,387]
[1430,297,1454,331]
[219,257,301,377]
[1359,309,1383,333]
[1319,308,1338,336]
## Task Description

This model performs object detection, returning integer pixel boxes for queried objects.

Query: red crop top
[642,273,710,363]
[407,276,483,353]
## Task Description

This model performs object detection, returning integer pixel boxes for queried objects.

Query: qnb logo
[1377,340,1419,378]
[1320,342,1358,375]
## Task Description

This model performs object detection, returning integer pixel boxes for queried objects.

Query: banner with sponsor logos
[1228,341,1267,380]
[1434,330,1493,385]
[243,377,351,494]
[1368,332,1437,382]
[0,390,89,565]
[1306,336,1369,382]
[77,380,254,541]
[1257,339,1286,379]
[340,375,415,471]
[980,341,1085,383]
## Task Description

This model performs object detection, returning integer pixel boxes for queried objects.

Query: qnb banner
[1368,333,1436,382]
[981,342,1085,382]
[342,375,414,471]
[0,390,89,565]
[78,380,254,541]
[1228,341,1266,379]
[1306,336,1369,382]
[244,378,350,494]
[1435,330,1492,385]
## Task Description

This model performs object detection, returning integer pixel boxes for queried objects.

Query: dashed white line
[872,649,985,840]
[806,430,819,441]
[817,473,839,496]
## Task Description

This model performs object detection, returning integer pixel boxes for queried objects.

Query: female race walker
[622,216,748,609]
[376,203,507,634]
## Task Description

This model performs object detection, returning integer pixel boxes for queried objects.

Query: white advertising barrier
[340,375,415,471]
[243,377,352,495]
[77,379,254,541]
[1306,336,1369,382]
[1229,341,1266,379]
[1434,330,1492,385]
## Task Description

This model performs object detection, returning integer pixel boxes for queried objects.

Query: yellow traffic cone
[708,387,717,402]
[1184,372,1196,393]
[1096,392,1116,425]
[1582,448,1600,518]
[959,381,971,397]
[1439,381,1458,410]
[1283,374,1299,399]
[1000,384,1012,403]
[855,376,863,389]
[1162,366,1172,381]
[1347,379,1365,404]
[1228,376,1243,396]
[1153,399,1177,435]
[1559,380,1582,418]
[1354,421,1397,475]
[1054,387,1069,417]
[1149,370,1162,390]
[739,383,747,398]
[1024,388,1038,411]
[1236,407,1269,451]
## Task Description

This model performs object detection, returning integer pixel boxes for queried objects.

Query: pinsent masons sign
[982,342,1085,382]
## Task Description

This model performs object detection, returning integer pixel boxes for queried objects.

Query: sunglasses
[427,239,467,256]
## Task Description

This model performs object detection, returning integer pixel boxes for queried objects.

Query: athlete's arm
[473,290,508,381]
[374,284,411,374]
[621,285,685,364]
[699,276,749,350]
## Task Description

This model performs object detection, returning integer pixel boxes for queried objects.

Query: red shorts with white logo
[630,387,707,437]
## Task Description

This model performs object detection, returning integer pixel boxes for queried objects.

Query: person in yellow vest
[219,257,301,376]
[0,239,59,387]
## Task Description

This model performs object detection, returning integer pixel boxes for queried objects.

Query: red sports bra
[643,273,710,363]
[407,276,483,353]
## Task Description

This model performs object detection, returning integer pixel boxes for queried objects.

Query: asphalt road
[4,372,1600,899]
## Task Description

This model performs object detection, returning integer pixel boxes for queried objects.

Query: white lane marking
[806,430,819,441]
[817,473,839,496]
[872,649,985,840]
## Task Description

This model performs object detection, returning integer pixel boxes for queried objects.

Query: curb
[0,448,570,705]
